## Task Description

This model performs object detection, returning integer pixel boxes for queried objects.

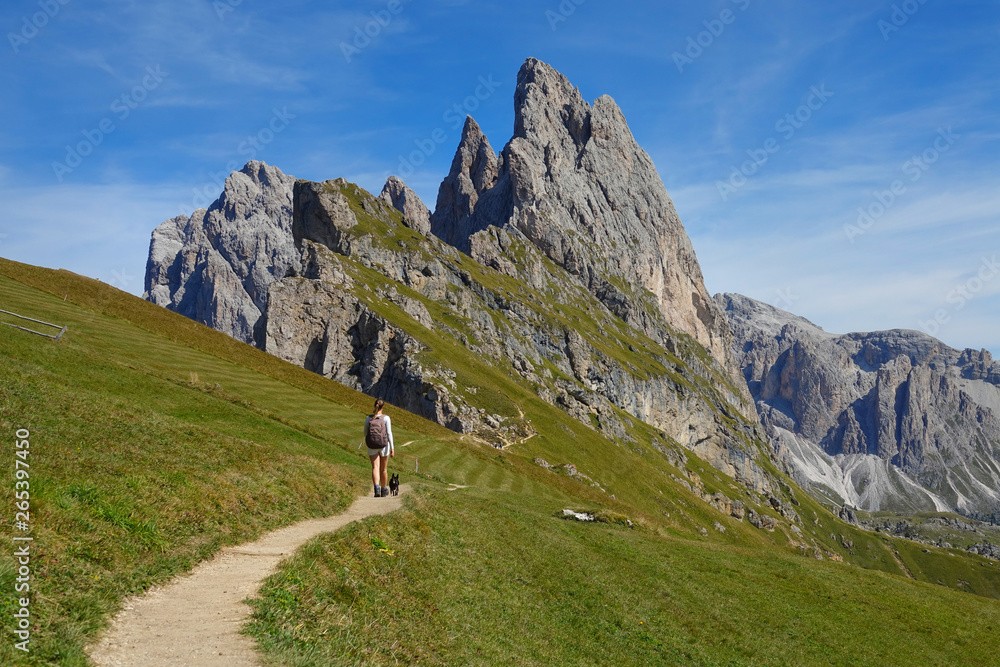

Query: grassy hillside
[0,260,458,665]
[1,258,999,665]
[248,488,1000,666]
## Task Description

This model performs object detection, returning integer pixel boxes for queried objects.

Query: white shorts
[368,445,391,457]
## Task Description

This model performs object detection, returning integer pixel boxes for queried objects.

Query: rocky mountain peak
[143,160,296,347]
[429,58,748,411]
[430,116,500,247]
[456,116,501,193]
[513,57,591,149]
[717,292,830,341]
[243,159,289,190]
[379,175,431,236]
[210,161,294,237]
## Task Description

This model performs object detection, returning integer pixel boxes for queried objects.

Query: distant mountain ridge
[718,292,1000,514]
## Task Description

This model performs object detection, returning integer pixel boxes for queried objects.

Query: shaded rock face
[719,292,1000,513]
[429,58,743,405]
[266,181,483,434]
[264,246,467,431]
[292,179,357,256]
[143,161,297,346]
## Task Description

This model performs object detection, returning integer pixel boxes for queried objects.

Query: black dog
[388,473,400,496]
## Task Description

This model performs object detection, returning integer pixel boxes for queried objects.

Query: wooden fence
[0,308,67,341]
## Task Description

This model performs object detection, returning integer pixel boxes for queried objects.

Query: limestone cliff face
[429,59,746,410]
[143,161,297,346]
[261,179,773,493]
[719,292,1000,514]
[142,163,430,350]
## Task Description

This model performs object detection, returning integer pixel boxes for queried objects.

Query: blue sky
[2,0,999,355]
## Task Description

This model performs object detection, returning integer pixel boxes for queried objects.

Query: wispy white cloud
[50,1,314,93]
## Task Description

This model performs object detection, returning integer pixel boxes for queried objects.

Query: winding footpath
[89,485,408,666]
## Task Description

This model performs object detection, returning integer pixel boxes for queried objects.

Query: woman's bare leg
[370,454,380,490]
[380,455,389,488]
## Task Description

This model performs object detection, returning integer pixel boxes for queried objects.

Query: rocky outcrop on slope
[718,292,1000,513]
[861,514,1000,562]
[264,255,469,431]
[428,58,750,413]
[379,176,431,236]
[143,161,297,346]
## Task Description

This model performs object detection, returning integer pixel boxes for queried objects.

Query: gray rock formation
[431,116,500,248]
[266,180,486,434]
[718,292,1000,514]
[260,178,773,492]
[379,176,431,236]
[429,58,744,407]
[264,246,467,430]
[142,61,772,497]
[143,161,296,346]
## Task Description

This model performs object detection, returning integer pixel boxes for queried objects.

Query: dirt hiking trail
[89,484,409,666]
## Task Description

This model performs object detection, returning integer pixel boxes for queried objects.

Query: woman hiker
[365,398,395,497]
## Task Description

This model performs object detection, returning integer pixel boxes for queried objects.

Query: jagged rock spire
[430,57,744,402]
[430,116,500,248]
